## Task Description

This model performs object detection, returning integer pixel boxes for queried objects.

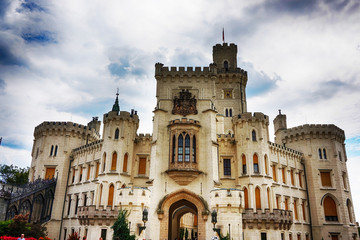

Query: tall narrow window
[95,162,99,178]
[67,196,71,215]
[123,153,128,172]
[244,187,249,209]
[224,60,229,70]
[178,135,183,162]
[225,109,229,117]
[79,167,83,182]
[75,195,79,215]
[261,233,267,240]
[285,198,289,211]
[172,136,176,163]
[72,168,75,183]
[323,148,327,159]
[272,165,277,182]
[87,165,91,181]
[111,152,117,171]
[138,157,146,175]
[192,136,196,163]
[255,187,261,209]
[102,153,106,172]
[223,159,231,176]
[318,148,323,159]
[252,130,257,141]
[114,128,119,140]
[229,108,232,117]
[302,201,306,221]
[294,199,298,220]
[253,154,259,173]
[290,169,294,186]
[347,199,353,223]
[54,145,58,156]
[99,184,103,206]
[83,193,87,206]
[343,172,347,189]
[264,155,268,175]
[276,195,280,209]
[299,171,303,188]
[282,167,286,184]
[267,188,270,209]
[108,184,114,207]
[50,145,54,156]
[242,155,247,174]
[324,196,338,221]
[339,151,342,161]
[185,135,190,162]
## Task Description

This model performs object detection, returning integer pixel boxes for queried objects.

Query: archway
[158,189,208,240]
[169,199,198,240]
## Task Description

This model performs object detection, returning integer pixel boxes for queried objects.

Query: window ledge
[239,174,249,178]
[107,172,119,176]
[291,186,298,190]
[120,172,130,176]
[135,175,149,179]
[264,175,272,179]
[281,184,289,188]
[320,187,336,190]
[91,179,99,183]
[250,174,262,177]
[220,177,235,180]
[324,222,343,226]
[272,182,280,186]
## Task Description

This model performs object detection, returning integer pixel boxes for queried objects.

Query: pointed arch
[102,152,106,172]
[108,184,114,207]
[185,134,190,162]
[99,184,103,206]
[252,130,256,141]
[123,153,128,172]
[255,187,261,209]
[323,195,338,221]
[111,152,117,170]
[178,134,183,162]
[264,154,268,175]
[253,153,259,173]
[244,187,249,209]
[242,154,247,174]
[114,128,119,140]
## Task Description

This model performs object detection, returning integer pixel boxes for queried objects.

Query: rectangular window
[306,235,309,240]
[289,233,292,240]
[298,171,303,188]
[320,171,332,187]
[339,151,342,161]
[67,196,71,215]
[101,229,107,240]
[282,167,286,184]
[294,199,298,220]
[83,193,87,207]
[95,162,99,178]
[285,198,289,211]
[276,195,280,209]
[261,232,267,240]
[343,172,347,189]
[297,234,301,240]
[302,201,306,221]
[138,157,146,175]
[290,169,294,186]
[272,165,277,182]
[45,167,55,179]
[223,159,231,176]
[63,229,67,240]
[281,233,285,240]
[87,165,91,180]
[75,195,79,215]
[79,167,83,182]
[72,168,75,183]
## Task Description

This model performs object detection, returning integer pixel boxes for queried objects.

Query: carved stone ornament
[172,89,198,116]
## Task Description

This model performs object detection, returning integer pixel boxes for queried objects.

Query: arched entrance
[158,189,208,240]
[169,199,197,239]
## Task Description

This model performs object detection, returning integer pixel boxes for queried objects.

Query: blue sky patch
[22,31,56,44]
[20,0,45,12]
[1,141,26,150]
[345,136,360,158]
[108,57,146,77]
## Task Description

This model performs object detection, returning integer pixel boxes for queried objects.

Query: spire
[112,89,120,113]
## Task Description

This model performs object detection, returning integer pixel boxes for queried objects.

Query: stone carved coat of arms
[172,89,198,116]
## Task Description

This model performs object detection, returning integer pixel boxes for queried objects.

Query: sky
[0,0,360,220]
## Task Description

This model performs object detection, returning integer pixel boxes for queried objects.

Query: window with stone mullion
[185,134,190,162]
[178,134,183,162]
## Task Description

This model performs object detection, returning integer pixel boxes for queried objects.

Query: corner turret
[273,110,287,135]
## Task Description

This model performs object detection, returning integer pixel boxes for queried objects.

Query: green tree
[4,214,47,238]
[0,219,13,236]
[0,164,29,186]
[111,209,135,240]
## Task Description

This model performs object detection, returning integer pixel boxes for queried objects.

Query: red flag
[222,28,224,42]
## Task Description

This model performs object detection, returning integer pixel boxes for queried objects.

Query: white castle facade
[12,43,358,240]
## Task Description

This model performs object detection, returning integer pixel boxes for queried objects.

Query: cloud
[0,34,26,66]
[19,0,46,12]
[22,31,56,44]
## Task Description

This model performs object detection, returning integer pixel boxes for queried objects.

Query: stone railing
[77,205,119,226]
[242,209,293,230]
[10,178,57,202]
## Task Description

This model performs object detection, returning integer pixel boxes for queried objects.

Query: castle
[6,42,358,240]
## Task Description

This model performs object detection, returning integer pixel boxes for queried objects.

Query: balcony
[77,205,119,226]
[242,209,293,230]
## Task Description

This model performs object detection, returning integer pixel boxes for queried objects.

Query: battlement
[155,63,216,77]
[217,134,235,143]
[168,118,200,127]
[210,188,243,207]
[103,110,139,124]
[268,141,303,156]
[135,133,152,143]
[233,112,269,125]
[213,43,237,50]
[72,139,103,155]
[281,124,345,143]
[34,121,101,139]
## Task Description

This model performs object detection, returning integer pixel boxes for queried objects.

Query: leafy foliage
[0,214,46,239]
[0,164,29,186]
[111,209,135,240]
[67,232,80,240]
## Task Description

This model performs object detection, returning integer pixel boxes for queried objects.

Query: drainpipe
[59,157,73,240]
[302,161,313,240]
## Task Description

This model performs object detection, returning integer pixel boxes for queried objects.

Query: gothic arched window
[244,187,249,209]
[114,128,119,140]
[111,152,117,171]
[123,153,128,172]
[324,196,338,221]
[224,61,229,71]
[253,154,259,173]
[185,134,190,162]
[178,135,183,162]
[255,187,261,209]
[108,184,114,207]
[252,130,256,141]
[242,155,247,174]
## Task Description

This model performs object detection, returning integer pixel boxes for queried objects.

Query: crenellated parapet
[217,134,235,144]
[118,187,151,207]
[72,139,103,156]
[268,141,303,157]
[155,63,217,78]
[34,121,100,139]
[233,112,269,126]
[135,133,152,144]
[280,124,345,143]
[210,188,243,208]
[103,110,139,124]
